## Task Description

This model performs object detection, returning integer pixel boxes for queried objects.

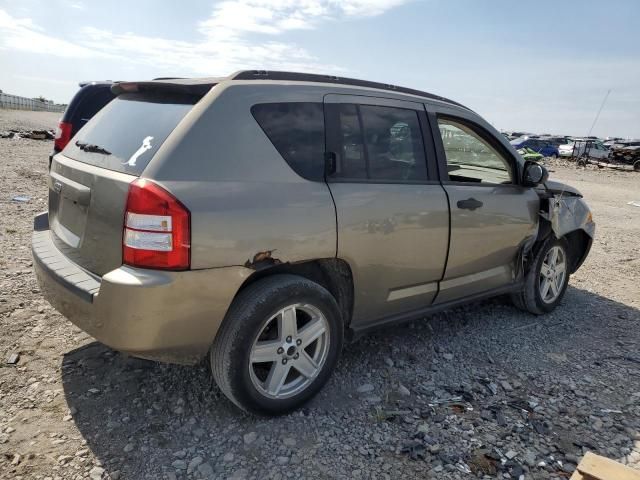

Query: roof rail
[230,70,468,109]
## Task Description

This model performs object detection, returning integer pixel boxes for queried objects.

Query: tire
[511,237,570,315]
[211,274,343,415]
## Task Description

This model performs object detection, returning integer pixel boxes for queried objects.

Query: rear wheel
[211,275,343,415]
[512,237,570,315]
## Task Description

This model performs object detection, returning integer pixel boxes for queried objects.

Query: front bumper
[32,212,251,364]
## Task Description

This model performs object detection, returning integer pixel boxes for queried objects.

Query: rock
[397,384,411,397]
[592,418,604,431]
[442,353,454,361]
[171,459,187,470]
[5,427,15,433]
[89,466,105,480]
[562,463,577,473]
[111,471,121,480]
[487,382,499,395]
[357,383,374,393]
[364,395,382,404]
[173,449,187,458]
[505,450,518,460]
[501,380,513,392]
[123,443,134,453]
[276,456,290,465]
[384,357,394,367]
[523,450,536,467]
[6,352,19,364]
[283,437,297,447]
[243,431,257,444]
[198,463,214,476]
[223,453,234,462]
[187,456,203,474]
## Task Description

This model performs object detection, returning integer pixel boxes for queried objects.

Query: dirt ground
[0,110,639,480]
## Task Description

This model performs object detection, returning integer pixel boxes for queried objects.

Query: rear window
[63,93,196,175]
[251,102,325,180]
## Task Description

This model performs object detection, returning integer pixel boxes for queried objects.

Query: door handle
[457,198,483,211]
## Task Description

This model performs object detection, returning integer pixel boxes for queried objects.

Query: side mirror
[523,161,548,186]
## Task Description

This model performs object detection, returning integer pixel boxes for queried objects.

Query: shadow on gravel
[61,285,640,478]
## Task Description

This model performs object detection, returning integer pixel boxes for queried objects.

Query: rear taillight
[54,121,73,151]
[123,179,190,270]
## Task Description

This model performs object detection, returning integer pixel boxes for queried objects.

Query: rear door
[49,91,201,275]
[324,94,449,327]
[429,109,539,303]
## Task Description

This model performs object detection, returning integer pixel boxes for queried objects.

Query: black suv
[51,81,115,167]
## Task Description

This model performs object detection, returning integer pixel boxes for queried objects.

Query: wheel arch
[562,228,593,274]
[526,218,591,274]
[234,258,355,332]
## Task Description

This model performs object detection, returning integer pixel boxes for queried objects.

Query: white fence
[0,92,66,113]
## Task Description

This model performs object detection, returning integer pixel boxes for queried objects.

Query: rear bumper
[32,212,251,364]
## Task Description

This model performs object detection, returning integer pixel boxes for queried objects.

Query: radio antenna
[587,89,611,137]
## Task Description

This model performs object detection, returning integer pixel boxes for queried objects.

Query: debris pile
[610,142,640,167]
[0,129,55,140]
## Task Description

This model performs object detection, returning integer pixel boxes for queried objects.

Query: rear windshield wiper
[75,140,111,155]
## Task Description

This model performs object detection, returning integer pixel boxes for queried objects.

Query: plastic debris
[12,195,31,203]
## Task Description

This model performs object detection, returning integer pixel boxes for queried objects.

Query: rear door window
[251,103,325,180]
[327,103,428,182]
[63,93,197,175]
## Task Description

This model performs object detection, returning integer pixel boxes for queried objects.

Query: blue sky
[1,0,638,137]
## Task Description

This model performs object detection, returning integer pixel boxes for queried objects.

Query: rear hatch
[48,82,212,276]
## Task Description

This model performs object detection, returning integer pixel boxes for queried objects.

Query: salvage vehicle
[510,137,559,158]
[559,139,609,160]
[609,140,640,171]
[517,147,544,162]
[32,71,595,414]
[51,81,115,168]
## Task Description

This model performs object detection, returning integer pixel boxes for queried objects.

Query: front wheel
[512,237,570,315]
[211,275,343,415]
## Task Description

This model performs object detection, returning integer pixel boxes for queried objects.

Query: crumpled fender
[540,194,595,240]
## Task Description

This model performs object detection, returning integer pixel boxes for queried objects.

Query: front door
[430,112,539,303]
[324,94,449,328]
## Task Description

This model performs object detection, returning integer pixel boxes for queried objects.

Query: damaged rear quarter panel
[142,83,337,269]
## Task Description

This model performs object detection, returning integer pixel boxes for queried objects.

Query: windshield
[63,93,197,175]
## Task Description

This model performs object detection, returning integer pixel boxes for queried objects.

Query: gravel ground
[1,110,639,480]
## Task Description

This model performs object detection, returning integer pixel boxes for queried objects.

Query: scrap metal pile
[609,140,640,168]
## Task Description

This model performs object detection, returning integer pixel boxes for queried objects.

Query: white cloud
[0,9,95,58]
[0,1,412,75]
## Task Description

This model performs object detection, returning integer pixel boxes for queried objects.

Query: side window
[330,103,427,182]
[251,102,325,180]
[437,118,513,184]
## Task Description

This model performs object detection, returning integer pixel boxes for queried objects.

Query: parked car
[33,71,595,414]
[50,81,116,168]
[510,137,560,157]
[559,139,610,160]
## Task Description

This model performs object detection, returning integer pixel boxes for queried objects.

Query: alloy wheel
[539,245,567,304]
[248,303,330,399]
